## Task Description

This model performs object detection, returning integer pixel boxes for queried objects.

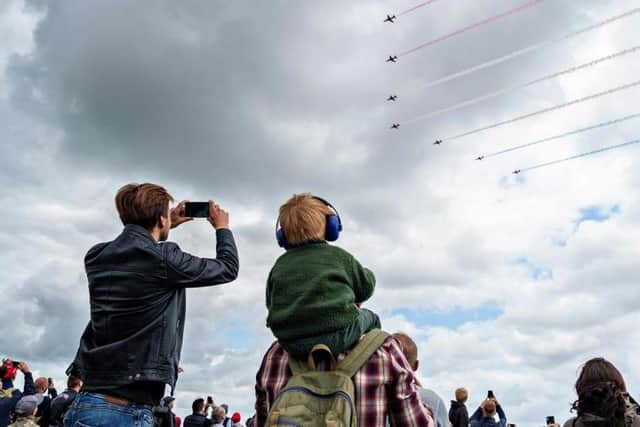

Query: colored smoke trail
[482,113,640,159]
[399,0,545,56]
[416,8,640,89]
[516,138,640,174]
[404,46,640,123]
[399,0,439,16]
[440,79,640,143]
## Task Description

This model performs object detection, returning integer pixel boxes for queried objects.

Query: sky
[1,1,639,425]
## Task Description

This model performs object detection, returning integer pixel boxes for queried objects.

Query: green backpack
[267,329,389,427]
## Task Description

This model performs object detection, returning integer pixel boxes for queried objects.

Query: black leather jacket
[67,224,239,392]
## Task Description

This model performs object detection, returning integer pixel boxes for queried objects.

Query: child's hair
[279,193,332,246]
[455,387,468,403]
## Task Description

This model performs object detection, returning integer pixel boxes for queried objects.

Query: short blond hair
[455,387,468,403]
[279,193,332,246]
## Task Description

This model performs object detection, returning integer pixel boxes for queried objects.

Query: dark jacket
[183,414,212,427]
[49,389,78,426]
[470,404,506,427]
[0,374,35,427]
[67,224,239,393]
[449,400,469,427]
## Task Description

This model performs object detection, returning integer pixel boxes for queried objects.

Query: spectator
[255,335,433,426]
[64,183,239,427]
[7,395,39,427]
[49,376,82,426]
[33,377,56,427]
[0,360,34,427]
[210,407,226,427]
[564,357,640,427]
[220,404,232,427]
[392,332,448,427]
[267,193,380,360]
[450,387,470,427]
[160,396,178,427]
[470,398,507,427]
[183,398,212,427]
[231,412,244,427]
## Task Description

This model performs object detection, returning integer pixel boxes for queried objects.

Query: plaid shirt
[254,336,434,427]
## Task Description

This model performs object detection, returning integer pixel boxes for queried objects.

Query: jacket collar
[123,224,157,243]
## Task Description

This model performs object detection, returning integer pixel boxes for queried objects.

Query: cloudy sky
[1,0,639,424]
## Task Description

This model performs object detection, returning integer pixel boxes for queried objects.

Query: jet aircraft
[476,156,484,161]
[513,169,521,174]
[387,95,397,101]
[433,140,443,145]
[386,55,398,63]
[384,14,396,23]
[390,123,400,129]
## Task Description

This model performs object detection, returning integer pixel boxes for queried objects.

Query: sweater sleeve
[349,255,376,303]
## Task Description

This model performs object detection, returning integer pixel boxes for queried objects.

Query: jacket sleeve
[165,229,239,288]
[349,255,376,303]
[22,372,35,395]
[469,407,482,427]
[497,405,507,427]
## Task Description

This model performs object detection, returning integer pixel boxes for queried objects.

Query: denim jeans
[64,392,153,427]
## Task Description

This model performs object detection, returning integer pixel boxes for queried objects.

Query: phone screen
[185,202,209,218]
[487,390,495,399]
[546,416,555,425]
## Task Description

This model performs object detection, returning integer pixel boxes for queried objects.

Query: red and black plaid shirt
[254,336,434,427]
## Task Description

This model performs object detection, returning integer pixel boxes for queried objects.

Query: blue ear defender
[275,196,342,248]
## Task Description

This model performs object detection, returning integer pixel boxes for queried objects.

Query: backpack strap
[337,329,390,378]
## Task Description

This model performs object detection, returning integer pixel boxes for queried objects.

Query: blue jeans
[64,392,153,427]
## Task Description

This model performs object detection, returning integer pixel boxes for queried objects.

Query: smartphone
[185,202,209,218]
[11,361,20,368]
[546,416,555,425]
[48,377,53,386]
[487,390,495,399]
[207,396,213,405]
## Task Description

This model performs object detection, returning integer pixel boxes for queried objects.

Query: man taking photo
[65,183,239,427]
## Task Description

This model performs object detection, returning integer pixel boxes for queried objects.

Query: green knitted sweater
[266,241,376,341]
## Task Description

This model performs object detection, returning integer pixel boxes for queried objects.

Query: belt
[104,394,132,406]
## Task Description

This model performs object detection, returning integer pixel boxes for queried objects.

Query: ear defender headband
[276,196,342,248]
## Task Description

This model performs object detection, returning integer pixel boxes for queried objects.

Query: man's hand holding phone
[208,200,229,230]
[170,200,193,229]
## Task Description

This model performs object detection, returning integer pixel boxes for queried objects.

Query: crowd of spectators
[1,184,638,427]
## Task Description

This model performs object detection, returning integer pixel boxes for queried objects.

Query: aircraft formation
[381,2,640,175]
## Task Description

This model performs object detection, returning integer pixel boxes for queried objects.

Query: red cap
[231,412,241,423]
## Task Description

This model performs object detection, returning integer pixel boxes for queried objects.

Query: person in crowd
[245,415,254,427]
[209,407,226,427]
[7,396,39,427]
[64,183,239,427]
[231,412,243,427]
[392,332,447,427]
[160,396,179,427]
[33,377,56,427]
[266,193,380,360]
[49,376,82,426]
[220,404,232,427]
[564,357,640,427]
[470,397,507,427]
[450,387,470,427]
[0,360,34,427]
[183,398,213,427]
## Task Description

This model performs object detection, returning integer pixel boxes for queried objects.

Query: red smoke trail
[399,0,439,16]
[399,0,545,56]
